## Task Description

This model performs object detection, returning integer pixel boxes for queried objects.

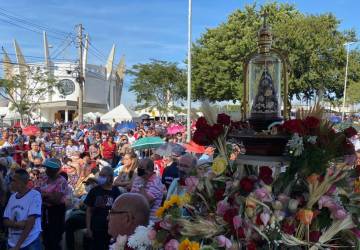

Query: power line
[50,34,75,58]
[0,17,64,40]
[0,52,75,62]
[87,49,107,64]
[51,39,76,60]
[88,40,108,59]
[0,7,72,37]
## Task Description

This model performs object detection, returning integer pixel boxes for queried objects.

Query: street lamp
[341,42,355,121]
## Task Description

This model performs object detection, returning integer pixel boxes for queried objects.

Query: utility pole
[186,0,192,142]
[77,24,84,123]
[341,42,354,121]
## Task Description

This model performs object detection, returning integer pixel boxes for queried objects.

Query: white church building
[1,32,125,123]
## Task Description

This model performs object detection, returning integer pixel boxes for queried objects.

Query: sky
[0,0,359,106]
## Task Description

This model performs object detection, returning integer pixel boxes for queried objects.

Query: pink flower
[216,235,232,249]
[147,229,157,241]
[326,185,336,195]
[318,196,336,210]
[254,188,272,202]
[351,228,360,239]
[165,239,180,250]
[233,215,242,229]
[260,212,270,225]
[333,208,347,220]
[216,200,230,216]
[185,176,199,192]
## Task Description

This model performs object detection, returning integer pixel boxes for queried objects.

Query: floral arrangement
[112,104,360,249]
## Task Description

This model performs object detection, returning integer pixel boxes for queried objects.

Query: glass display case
[242,14,289,131]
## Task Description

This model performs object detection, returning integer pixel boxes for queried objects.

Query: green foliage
[191,2,360,102]
[315,208,332,229]
[345,50,360,104]
[0,68,58,125]
[127,60,186,116]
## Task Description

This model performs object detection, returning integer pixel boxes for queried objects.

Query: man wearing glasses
[108,193,150,238]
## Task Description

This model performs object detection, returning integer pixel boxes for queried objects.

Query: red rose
[236,227,245,238]
[214,188,225,202]
[282,222,296,235]
[208,124,224,140]
[261,175,273,185]
[247,241,257,250]
[240,177,254,193]
[309,231,321,242]
[344,126,357,138]
[259,166,272,178]
[195,117,208,129]
[192,130,210,146]
[304,116,320,129]
[282,119,306,135]
[259,166,273,185]
[223,208,238,224]
[217,113,231,126]
[255,213,262,226]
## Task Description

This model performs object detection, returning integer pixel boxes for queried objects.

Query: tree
[345,51,360,105]
[0,68,58,126]
[191,2,359,103]
[127,60,186,119]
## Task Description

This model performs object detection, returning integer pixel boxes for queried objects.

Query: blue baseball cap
[43,158,61,169]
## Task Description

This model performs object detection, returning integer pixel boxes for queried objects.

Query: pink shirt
[35,174,70,204]
[131,174,166,221]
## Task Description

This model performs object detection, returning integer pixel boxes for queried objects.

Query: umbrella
[183,140,206,154]
[132,136,165,150]
[37,122,54,129]
[23,125,40,136]
[115,121,136,133]
[329,115,342,124]
[155,142,185,157]
[90,123,112,132]
[167,124,185,135]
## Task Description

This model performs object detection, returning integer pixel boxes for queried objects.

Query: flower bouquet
[120,104,360,249]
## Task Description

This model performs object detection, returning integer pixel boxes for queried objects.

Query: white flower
[287,133,304,156]
[307,136,317,144]
[127,225,152,250]
[109,235,127,250]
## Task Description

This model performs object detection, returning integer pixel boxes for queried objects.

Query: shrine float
[111,15,360,250]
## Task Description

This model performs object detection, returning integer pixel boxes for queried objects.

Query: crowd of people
[0,118,359,250]
[0,119,219,250]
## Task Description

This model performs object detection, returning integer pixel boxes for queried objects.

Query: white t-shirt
[3,189,42,248]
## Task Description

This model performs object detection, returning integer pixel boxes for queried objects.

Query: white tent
[74,112,104,122]
[101,104,138,124]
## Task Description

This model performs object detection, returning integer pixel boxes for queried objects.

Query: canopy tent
[101,104,138,124]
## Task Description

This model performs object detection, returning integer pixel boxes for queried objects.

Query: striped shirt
[131,174,165,222]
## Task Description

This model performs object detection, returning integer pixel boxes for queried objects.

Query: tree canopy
[0,68,58,125]
[191,2,360,103]
[127,60,186,118]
